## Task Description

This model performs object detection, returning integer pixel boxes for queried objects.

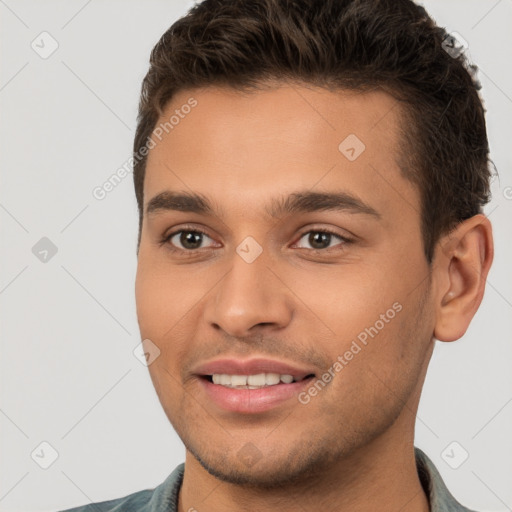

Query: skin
[135,83,493,512]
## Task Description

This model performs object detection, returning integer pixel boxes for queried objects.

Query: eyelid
[296,224,353,238]
[164,224,210,239]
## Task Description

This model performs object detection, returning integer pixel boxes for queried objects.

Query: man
[60,0,494,510]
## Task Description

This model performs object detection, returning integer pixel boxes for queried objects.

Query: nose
[204,251,293,338]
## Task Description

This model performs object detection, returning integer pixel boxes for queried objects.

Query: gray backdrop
[1,1,511,511]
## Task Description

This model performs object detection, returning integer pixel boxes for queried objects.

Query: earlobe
[433,214,494,342]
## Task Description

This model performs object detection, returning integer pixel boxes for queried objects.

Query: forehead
[143,84,419,222]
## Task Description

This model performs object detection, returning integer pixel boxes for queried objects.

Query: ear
[433,214,494,342]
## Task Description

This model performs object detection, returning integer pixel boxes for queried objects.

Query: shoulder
[56,463,185,512]
[57,489,153,512]
[415,447,479,512]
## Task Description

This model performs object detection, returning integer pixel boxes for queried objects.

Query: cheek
[289,265,398,338]
[294,263,425,383]
[314,299,429,426]
[135,256,203,373]
[135,254,181,337]
[136,241,190,300]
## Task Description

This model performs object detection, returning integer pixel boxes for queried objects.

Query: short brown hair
[133,0,492,261]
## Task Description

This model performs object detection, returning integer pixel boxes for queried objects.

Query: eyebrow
[145,190,381,219]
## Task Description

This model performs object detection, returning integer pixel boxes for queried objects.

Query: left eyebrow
[144,190,381,219]
[266,190,381,219]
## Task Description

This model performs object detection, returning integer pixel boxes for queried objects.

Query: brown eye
[295,230,349,251]
[166,230,215,250]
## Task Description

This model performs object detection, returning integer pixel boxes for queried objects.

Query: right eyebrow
[145,191,215,217]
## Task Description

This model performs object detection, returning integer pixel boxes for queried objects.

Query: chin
[185,437,337,489]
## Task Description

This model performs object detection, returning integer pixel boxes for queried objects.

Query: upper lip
[193,357,317,381]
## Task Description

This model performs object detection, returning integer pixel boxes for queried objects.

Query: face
[135,84,436,487]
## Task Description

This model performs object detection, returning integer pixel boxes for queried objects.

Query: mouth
[196,371,316,413]
[193,357,318,413]
[200,372,316,389]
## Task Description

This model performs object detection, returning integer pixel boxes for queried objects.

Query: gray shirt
[58,447,477,511]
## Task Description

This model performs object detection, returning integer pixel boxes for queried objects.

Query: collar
[415,447,477,511]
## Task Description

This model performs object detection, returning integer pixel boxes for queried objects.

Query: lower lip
[198,376,314,413]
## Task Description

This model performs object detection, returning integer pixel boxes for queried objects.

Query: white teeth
[210,372,298,388]
[247,373,266,386]
[280,374,294,384]
[231,375,247,386]
[265,373,281,385]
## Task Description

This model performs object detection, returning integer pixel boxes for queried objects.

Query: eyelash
[159,224,353,255]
